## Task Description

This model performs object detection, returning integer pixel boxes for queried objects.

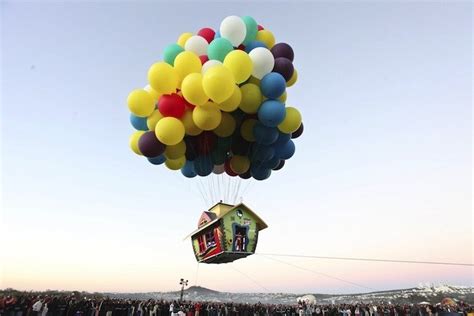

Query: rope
[227,264,271,292]
[257,254,375,291]
[257,253,474,267]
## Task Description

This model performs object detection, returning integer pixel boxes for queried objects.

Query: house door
[232,225,249,252]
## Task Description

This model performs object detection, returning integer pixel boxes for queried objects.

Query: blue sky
[1,1,472,293]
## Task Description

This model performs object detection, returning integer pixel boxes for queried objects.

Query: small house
[189,202,268,264]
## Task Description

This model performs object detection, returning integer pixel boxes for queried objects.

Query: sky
[0,1,472,294]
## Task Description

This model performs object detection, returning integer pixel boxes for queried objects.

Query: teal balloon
[181,160,197,178]
[130,114,148,131]
[207,38,234,62]
[163,44,184,65]
[242,16,258,45]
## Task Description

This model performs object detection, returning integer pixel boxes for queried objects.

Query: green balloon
[242,16,258,45]
[216,136,233,150]
[207,38,234,62]
[163,44,184,65]
[211,148,228,165]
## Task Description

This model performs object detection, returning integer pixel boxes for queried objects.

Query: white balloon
[213,164,225,174]
[184,35,209,56]
[248,47,275,79]
[220,16,246,47]
[201,60,222,75]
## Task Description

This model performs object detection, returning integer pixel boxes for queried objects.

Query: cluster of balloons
[127,15,303,180]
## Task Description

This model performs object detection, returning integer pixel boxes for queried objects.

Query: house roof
[185,202,268,239]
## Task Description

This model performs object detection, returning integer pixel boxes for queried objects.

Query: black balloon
[197,131,217,155]
[239,170,252,179]
[273,160,285,171]
[184,136,199,160]
[273,57,294,81]
[138,131,165,158]
[291,122,304,139]
[271,43,294,61]
[231,135,251,155]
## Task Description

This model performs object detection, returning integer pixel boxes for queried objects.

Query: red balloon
[158,93,185,118]
[199,55,209,65]
[257,25,264,31]
[237,44,246,51]
[197,131,217,155]
[224,160,238,177]
[197,27,215,44]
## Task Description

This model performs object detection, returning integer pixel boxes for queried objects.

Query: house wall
[191,224,223,261]
[221,206,259,253]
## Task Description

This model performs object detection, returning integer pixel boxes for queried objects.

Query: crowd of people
[0,293,472,316]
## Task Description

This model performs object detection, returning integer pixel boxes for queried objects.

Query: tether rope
[227,264,271,292]
[257,254,375,291]
[256,253,473,267]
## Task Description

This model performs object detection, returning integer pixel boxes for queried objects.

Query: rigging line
[233,178,242,204]
[227,264,271,293]
[198,178,209,206]
[257,254,375,291]
[209,176,214,205]
[195,178,207,207]
[256,253,474,267]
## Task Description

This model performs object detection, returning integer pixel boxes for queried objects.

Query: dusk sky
[1,1,472,294]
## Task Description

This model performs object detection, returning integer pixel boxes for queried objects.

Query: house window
[198,235,206,252]
[205,230,217,248]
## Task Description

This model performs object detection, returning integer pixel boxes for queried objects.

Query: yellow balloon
[147,110,163,130]
[164,141,186,160]
[246,76,260,85]
[144,85,162,102]
[213,112,236,137]
[181,109,202,136]
[218,85,241,112]
[177,32,193,48]
[174,51,202,87]
[127,89,155,117]
[192,101,222,131]
[286,69,297,87]
[256,30,275,48]
[278,91,287,103]
[155,117,185,145]
[239,83,262,114]
[223,50,253,84]
[240,119,257,142]
[202,65,235,103]
[148,62,178,94]
[181,73,208,106]
[129,131,145,155]
[165,156,186,170]
[278,107,302,133]
[230,155,250,174]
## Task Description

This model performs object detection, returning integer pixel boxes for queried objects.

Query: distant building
[189,202,268,264]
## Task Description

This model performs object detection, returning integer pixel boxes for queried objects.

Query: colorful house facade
[189,202,268,264]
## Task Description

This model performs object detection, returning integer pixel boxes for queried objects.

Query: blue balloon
[275,139,295,160]
[260,72,286,99]
[194,155,213,176]
[214,30,220,39]
[250,165,272,181]
[274,132,291,146]
[253,122,279,145]
[130,114,148,131]
[245,40,266,53]
[262,157,281,169]
[251,144,275,162]
[258,100,286,127]
[147,154,166,165]
[181,160,197,178]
